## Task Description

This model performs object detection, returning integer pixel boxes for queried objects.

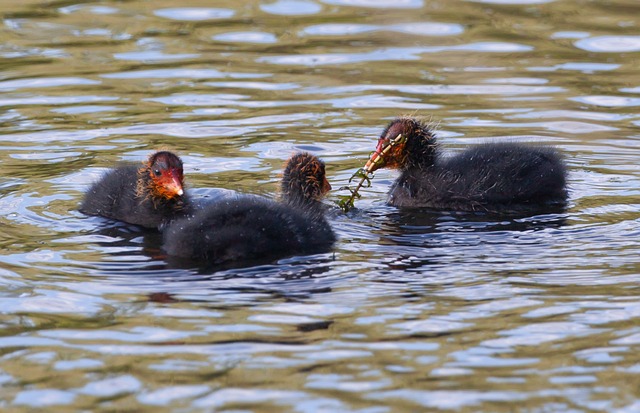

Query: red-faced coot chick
[80,151,190,229]
[162,152,336,266]
[364,117,568,213]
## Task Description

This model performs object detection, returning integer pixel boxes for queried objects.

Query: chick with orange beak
[139,151,185,200]
[80,151,190,229]
[362,116,568,213]
[364,116,434,174]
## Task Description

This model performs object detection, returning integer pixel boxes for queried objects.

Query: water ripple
[369,389,526,410]
[213,31,278,44]
[154,8,235,21]
[113,51,200,62]
[259,43,533,66]
[321,0,424,8]
[101,68,267,79]
[571,95,640,107]
[14,390,75,407]
[0,77,100,91]
[575,36,640,53]
[261,0,323,15]
[302,22,464,37]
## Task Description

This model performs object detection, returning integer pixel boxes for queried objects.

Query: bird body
[162,153,335,266]
[163,195,334,265]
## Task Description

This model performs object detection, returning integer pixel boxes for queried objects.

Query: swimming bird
[80,151,189,228]
[162,152,335,266]
[364,116,568,213]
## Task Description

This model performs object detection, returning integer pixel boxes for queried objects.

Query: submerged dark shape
[163,152,335,266]
[80,151,190,229]
[364,116,568,213]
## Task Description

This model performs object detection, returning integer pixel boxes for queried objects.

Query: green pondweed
[336,168,373,212]
[336,133,405,212]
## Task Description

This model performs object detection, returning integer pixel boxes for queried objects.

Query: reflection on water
[1,0,640,411]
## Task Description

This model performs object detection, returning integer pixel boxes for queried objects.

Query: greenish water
[0,0,639,411]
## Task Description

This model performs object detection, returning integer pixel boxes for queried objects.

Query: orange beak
[162,169,184,197]
[364,139,387,173]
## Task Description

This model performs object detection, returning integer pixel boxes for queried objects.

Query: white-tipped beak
[165,172,184,198]
[364,152,382,173]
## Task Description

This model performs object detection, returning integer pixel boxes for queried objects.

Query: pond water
[1,0,639,411]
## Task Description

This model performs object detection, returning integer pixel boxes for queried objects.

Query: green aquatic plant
[336,133,405,212]
[336,168,372,212]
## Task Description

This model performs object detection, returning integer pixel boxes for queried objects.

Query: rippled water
[1,0,639,411]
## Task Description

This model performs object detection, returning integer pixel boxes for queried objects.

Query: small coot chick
[162,152,335,266]
[80,151,189,229]
[364,116,568,213]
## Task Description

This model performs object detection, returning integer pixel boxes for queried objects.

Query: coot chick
[80,151,189,229]
[364,117,568,213]
[162,153,335,266]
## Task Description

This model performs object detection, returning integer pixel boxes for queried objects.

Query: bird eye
[154,169,161,177]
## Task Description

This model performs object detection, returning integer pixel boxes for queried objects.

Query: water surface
[1,0,639,411]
